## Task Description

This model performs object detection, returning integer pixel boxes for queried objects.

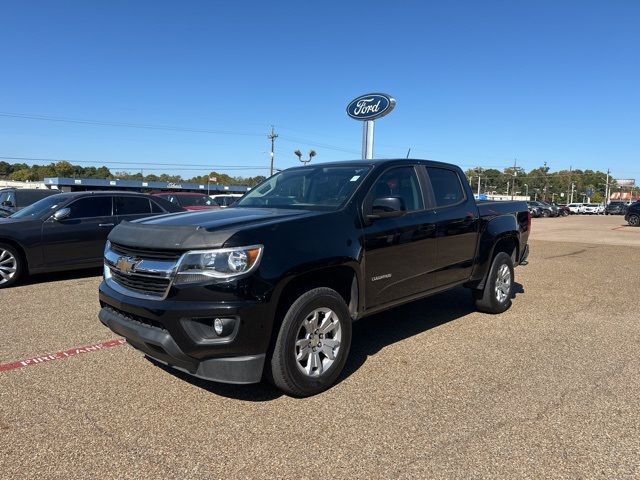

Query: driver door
[42,196,115,268]
[362,165,438,309]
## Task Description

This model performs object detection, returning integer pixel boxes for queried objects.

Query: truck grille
[109,268,171,297]
[110,242,183,261]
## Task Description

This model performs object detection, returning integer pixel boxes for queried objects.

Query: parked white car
[582,203,601,214]
[567,203,585,214]
[209,193,243,208]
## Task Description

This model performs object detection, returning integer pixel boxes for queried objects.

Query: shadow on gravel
[21,267,102,286]
[149,283,524,402]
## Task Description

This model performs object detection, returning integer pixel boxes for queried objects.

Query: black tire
[474,252,514,314]
[541,210,550,218]
[268,287,352,397]
[0,242,24,289]
[628,214,640,227]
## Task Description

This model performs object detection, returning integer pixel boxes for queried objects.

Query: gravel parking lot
[1,215,638,479]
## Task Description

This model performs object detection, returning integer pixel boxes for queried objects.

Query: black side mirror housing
[366,196,406,221]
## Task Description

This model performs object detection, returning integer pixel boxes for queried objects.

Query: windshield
[236,165,371,210]
[11,194,65,219]
[179,195,214,207]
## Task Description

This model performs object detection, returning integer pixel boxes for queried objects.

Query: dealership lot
[1,216,639,478]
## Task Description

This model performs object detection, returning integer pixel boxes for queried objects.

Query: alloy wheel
[495,264,512,303]
[295,308,342,377]
[0,248,18,285]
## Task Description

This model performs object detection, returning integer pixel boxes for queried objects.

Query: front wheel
[628,214,640,227]
[474,252,514,314]
[541,210,550,218]
[268,287,352,397]
[0,243,23,288]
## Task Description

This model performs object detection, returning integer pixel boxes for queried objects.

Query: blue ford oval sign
[346,93,396,121]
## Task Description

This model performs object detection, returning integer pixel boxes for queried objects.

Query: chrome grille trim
[104,246,180,300]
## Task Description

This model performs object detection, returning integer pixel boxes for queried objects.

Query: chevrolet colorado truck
[98,159,530,396]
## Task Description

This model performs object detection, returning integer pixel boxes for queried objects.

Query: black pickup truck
[99,159,530,396]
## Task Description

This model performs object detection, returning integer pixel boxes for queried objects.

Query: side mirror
[367,197,406,220]
[1,200,13,207]
[52,207,71,221]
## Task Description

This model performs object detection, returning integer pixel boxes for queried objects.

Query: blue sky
[1,0,638,180]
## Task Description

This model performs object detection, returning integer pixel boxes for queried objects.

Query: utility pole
[511,158,517,200]
[543,161,549,202]
[605,168,610,204]
[566,165,572,203]
[268,125,278,176]
[570,182,575,203]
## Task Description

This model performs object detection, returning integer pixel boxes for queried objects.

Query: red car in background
[153,192,219,211]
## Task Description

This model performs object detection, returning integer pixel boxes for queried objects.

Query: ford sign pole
[362,121,374,159]
[347,93,396,160]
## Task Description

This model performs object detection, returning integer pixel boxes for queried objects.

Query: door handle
[99,223,115,227]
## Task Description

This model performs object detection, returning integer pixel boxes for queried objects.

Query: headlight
[174,245,263,284]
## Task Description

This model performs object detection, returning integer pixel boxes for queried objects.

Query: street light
[524,184,529,198]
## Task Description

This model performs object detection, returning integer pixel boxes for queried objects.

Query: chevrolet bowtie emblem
[115,256,140,274]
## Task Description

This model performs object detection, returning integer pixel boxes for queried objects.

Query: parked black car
[0,188,58,216]
[605,201,628,215]
[0,191,183,288]
[528,201,556,217]
[625,202,640,226]
[552,204,570,216]
[527,203,541,218]
[98,159,530,396]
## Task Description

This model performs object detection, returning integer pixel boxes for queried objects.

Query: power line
[0,111,264,137]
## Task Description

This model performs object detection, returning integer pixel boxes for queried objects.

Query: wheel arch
[266,264,360,354]
[0,238,29,273]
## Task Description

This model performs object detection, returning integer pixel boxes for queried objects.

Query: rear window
[17,190,55,206]
[427,167,465,207]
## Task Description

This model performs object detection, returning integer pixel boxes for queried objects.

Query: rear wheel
[474,252,514,314]
[268,287,352,397]
[628,214,640,227]
[0,243,23,288]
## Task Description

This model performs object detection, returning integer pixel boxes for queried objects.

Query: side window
[115,196,152,215]
[150,200,165,213]
[369,166,424,212]
[426,167,465,207]
[67,197,113,219]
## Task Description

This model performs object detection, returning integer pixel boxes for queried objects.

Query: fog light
[214,318,225,335]
[213,317,236,337]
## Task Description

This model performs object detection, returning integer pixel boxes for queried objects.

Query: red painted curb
[0,338,127,373]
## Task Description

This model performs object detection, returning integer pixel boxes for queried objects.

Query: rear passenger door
[424,166,479,287]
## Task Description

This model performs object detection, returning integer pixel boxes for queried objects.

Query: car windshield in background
[10,195,64,219]
[178,195,213,207]
[236,165,372,210]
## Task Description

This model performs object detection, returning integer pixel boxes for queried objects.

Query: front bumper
[98,281,272,384]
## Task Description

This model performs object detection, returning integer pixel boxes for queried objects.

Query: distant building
[44,177,251,195]
[0,179,49,189]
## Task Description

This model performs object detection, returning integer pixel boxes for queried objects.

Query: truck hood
[108,207,323,250]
